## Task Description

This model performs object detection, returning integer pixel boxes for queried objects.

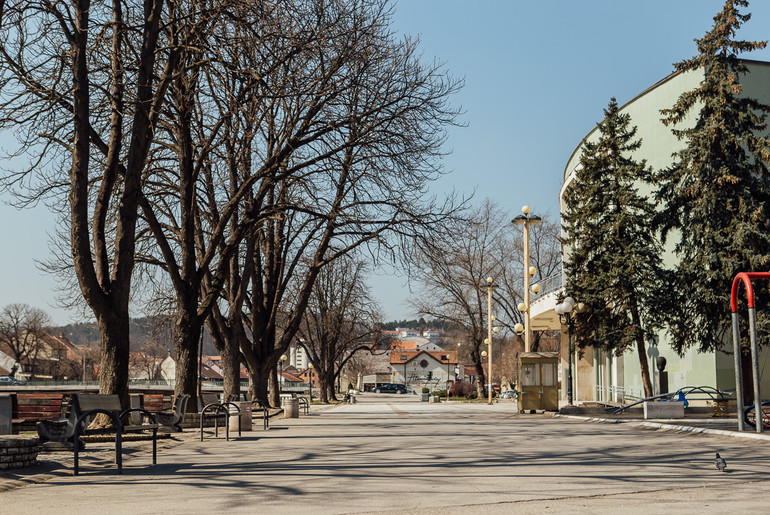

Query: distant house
[159,355,227,383]
[0,332,83,380]
[389,350,458,387]
[422,331,440,341]
[128,352,164,380]
[397,328,421,339]
[390,338,442,352]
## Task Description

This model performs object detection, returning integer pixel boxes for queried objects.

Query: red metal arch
[730,272,770,433]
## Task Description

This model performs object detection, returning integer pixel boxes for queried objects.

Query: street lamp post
[555,297,586,406]
[446,357,450,401]
[481,277,499,405]
[513,206,542,352]
[279,354,287,395]
[308,364,314,403]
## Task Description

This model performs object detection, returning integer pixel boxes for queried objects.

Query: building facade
[531,60,770,403]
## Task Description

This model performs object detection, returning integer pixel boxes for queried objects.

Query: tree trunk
[173,308,201,399]
[630,301,653,398]
[327,379,337,402]
[318,371,328,403]
[474,359,485,398]
[269,367,278,403]
[247,364,270,406]
[96,309,130,409]
[221,337,241,401]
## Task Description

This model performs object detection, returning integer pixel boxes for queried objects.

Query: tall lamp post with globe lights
[481,277,500,405]
[512,206,541,352]
[279,354,287,395]
[554,297,586,406]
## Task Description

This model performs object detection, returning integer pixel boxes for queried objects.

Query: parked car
[374,383,407,394]
[501,390,517,400]
[0,375,27,386]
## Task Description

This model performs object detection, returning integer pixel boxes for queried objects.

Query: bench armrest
[120,407,158,425]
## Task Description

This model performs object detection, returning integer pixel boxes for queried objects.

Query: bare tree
[411,202,561,394]
[296,255,382,403]
[128,341,165,380]
[0,304,51,378]
[341,350,380,389]
[411,200,506,397]
[205,0,463,405]
[0,0,207,408]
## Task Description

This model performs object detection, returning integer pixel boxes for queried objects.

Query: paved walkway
[2,396,770,513]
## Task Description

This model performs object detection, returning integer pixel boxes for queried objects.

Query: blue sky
[3,1,770,325]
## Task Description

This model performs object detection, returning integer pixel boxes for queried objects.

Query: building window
[522,364,539,386]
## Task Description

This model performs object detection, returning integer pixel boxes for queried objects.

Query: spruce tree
[563,98,661,398]
[657,0,770,360]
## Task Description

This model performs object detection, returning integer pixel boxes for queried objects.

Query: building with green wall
[531,59,770,403]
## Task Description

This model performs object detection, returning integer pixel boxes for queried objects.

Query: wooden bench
[13,393,66,432]
[65,394,158,475]
[142,394,165,413]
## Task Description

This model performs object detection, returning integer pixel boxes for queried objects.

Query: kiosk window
[542,363,557,386]
[521,364,539,386]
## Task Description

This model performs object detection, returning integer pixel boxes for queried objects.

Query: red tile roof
[389,350,458,365]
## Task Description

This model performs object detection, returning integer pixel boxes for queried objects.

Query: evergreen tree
[657,0,770,360]
[563,98,661,398]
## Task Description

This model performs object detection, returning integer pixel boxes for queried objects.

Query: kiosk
[517,352,560,412]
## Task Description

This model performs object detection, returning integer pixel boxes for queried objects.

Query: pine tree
[563,98,661,398]
[657,0,770,358]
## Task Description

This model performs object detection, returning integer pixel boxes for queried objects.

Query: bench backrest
[143,394,164,412]
[15,393,65,420]
[73,394,122,415]
[198,392,221,412]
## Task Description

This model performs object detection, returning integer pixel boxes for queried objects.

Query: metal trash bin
[282,398,299,418]
[230,401,252,431]
[129,394,143,425]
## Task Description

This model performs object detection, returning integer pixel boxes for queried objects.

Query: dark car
[0,376,27,386]
[374,383,407,394]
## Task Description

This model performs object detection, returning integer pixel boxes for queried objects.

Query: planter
[420,394,429,402]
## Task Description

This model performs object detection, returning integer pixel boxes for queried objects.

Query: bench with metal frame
[14,393,66,432]
[70,393,159,475]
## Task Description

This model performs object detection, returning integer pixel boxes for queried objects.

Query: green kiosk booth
[517,352,560,412]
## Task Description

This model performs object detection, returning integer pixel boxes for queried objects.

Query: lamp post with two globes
[480,277,500,405]
[554,297,586,406]
[512,206,542,352]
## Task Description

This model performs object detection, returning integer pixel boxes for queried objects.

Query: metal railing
[537,270,563,297]
[595,385,643,404]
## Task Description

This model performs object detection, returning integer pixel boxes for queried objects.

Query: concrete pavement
[2,394,770,513]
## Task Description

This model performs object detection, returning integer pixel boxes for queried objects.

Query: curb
[553,413,770,441]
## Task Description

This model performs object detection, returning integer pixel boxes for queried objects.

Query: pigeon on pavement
[715,452,727,472]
